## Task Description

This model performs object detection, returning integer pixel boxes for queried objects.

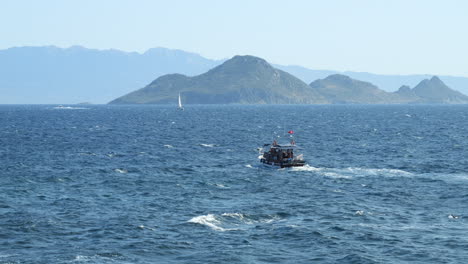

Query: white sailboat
[178,93,184,110]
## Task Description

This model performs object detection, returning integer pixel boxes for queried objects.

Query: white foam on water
[199,143,216,147]
[53,106,89,110]
[443,173,468,182]
[164,144,174,148]
[223,212,281,224]
[323,172,352,179]
[72,254,126,263]
[188,212,281,232]
[188,214,226,231]
[213,183,227,188]
[221,212,246,219]
[342,167,412,176]
[292,165,351,179]
[114,168,128,174]
[245,164,253,168]
[136,224,155,230]
[291,165,323,172]
[355,210,365,216]
[403,172,468,184]
[262,218,277,224]
[74,255,89,261]
[292,165,412,179]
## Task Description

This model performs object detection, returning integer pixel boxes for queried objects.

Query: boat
[178,93,184,110]
[259,131,306,168]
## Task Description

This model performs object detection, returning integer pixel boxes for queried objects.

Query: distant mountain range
[1,45,468,104]
[0,46,221,104]
[111,55,468,104]
[273,65,468,96]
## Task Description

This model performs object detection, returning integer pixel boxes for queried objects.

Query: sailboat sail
[178,93,184,110]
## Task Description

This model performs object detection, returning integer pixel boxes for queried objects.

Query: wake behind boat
[259,130,306,168]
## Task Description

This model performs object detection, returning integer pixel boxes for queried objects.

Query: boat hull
[260,158,305,168]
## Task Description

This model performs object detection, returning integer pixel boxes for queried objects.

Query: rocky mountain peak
[397,85,412,92]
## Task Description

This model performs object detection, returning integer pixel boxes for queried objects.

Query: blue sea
[1,104,468,263]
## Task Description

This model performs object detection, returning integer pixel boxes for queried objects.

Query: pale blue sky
[1,0,467,76]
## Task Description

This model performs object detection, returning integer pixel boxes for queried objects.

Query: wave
[52,106,89,110]
[208,182,228,188]
[199,143,217,147]
[79,151,96,156]
[188,214,227,231]
[164,144,174,148]
[114,168,128,174]
[187,212,283,232]
[106,152,125,158]
[72,253,124,263]
[137,224,155,230]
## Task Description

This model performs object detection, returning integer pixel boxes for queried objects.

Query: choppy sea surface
[1,104,468,264]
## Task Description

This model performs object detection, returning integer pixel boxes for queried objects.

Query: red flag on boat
[288,130,294,134]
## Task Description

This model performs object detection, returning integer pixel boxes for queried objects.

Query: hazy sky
[1,0,467,76]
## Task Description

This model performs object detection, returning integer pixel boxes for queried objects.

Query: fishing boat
[259,130,306,168]
[178,93,184,110]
